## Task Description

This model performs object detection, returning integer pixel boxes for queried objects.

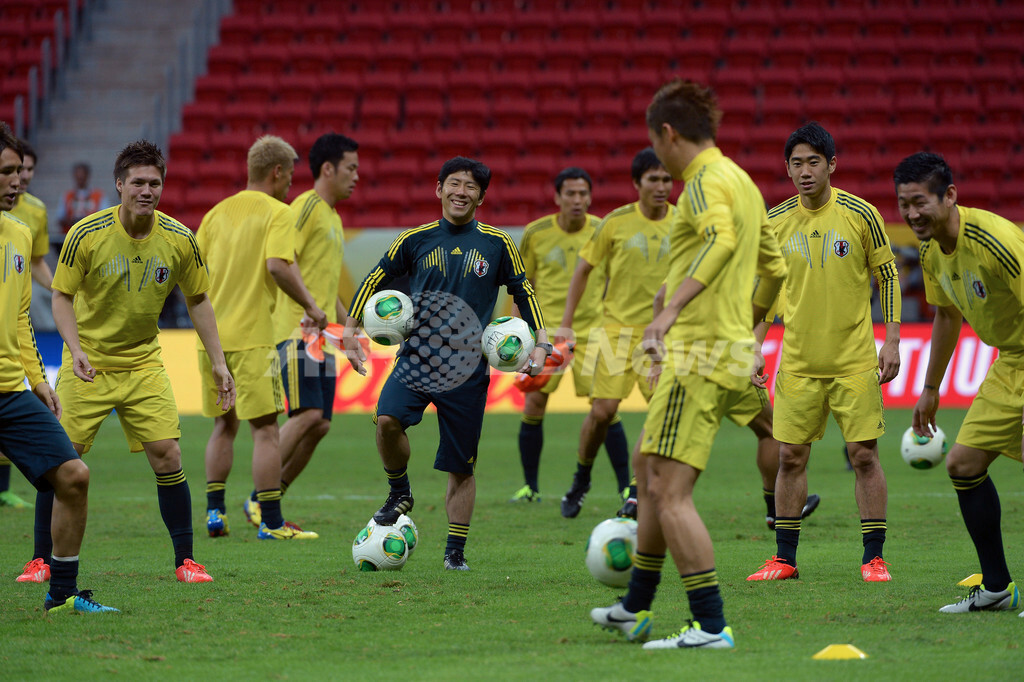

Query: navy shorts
[278,338,337,420]
[0,390,80,492]
[374,359,490,475]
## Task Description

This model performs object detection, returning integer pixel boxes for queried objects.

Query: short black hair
[18,139,36,163]
[893,152,954,198]
[554,166,592,193]
[438,156,491,198]
[309,133,358,179]
[0,122,22,159]
[630,147,665,183]
[784,122,836,162]
[114,140,166,183]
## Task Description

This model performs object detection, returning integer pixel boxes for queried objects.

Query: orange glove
[513,341,574,392]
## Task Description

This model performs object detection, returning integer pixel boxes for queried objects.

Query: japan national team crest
[155,266,170,284]
[472,258,489,277]
[973,280,987,299]
[834,240,850,258]
[13,254,24,273]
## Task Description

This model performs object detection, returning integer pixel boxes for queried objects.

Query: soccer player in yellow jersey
[240,133,360,524]
[43,140,233,584]
[747,123,901,584]
[0,140,50,511]
[557,149,673,518]
[199,135,325,541]
[511,167,613,503]
[895,153,1024,614]
[592,80,787,649]
[0,122,117,612]
[9,140,51,290]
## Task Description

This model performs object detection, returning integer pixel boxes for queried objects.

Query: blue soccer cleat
[44,589,119,614]
[206,509,229,537]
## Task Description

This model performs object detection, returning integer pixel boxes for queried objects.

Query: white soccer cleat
[590,601,652,641]
[642,621,735,650]
[939,582,1020,613]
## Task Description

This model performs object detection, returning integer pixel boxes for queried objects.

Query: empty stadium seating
[162,0,1024,226]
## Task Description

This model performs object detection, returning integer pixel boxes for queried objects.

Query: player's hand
[341,325,367,376]
[912,388,939,438]
[71,350,96,383]
[643,311,673,362]
[878,338,900,384]
[211,363,235,411]
[645,355,663,392]
[33,382,61,419]
[523,346,548,377]
[751,347,768,388]
[302,305,328,332]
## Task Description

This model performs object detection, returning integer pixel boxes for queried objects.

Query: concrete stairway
[30,0,208,232]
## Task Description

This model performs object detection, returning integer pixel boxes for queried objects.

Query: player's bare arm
[912,304,962,438]
[558,258,595,343]
[341,315,367,376]
[644,276,705,359]
[51,289,95,382]
[878,322,901,385]
[185,292,235,410]
[32,381,62,420]
[267,257,327,331]
[751,319,773,388]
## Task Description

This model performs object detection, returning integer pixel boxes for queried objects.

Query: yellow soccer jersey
[53,207,209,371]
[9,192,49,259]
[520,213,604,337]
[666,147,787,391]
[581,202,675,327]
[274,189,345,343]
[768,187,899,378]
[922,205,1024,363]
[197,190,295,351]
[0,213,46,391]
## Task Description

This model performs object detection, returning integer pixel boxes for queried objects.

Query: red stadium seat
[843,67,890,98]
[641,7,683,41]
[234,72,277,105]
[384,13,430,44]
[475,11,512,43]
[445,98,489,130]
[595,8,643,41]
[313,99,358,129]
[182,100,223,132]
[866,6,907,39]
[318,71,364,101]
[358,96,401,133]
[524,127,572,157]
[501,40,545,74]
[761,69,801,98]
[798,67,843,100]
[277,73,320,105]
[404,91,446,131]
[168,131,210,165]
[266,100,309,136]
[553,12,598,43]
[515,11,554,42]
[853,36,896,69]
[289,43,330,75]
[218,14,259,47]
[537,97,579,130]
[681,5,730,41]
[709,69,756,99]
[491,98,536,130]
[576,68,619,100]
[585,38,631,72]
[247,43,291,75]
[297,12,340,44]
[730,6,777,42]
[721,38,766,70]
[194,73,235,106]
[206,44,247,77]
[936,92,981,126]
[372,41,417,75]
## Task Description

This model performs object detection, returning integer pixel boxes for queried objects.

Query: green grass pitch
[1,409,1021,680]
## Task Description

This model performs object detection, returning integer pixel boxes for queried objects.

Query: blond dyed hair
[247,135,297,183]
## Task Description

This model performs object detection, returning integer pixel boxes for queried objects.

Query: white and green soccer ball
[481,316,535,372]
[395,513,419,556]
[900,425,948,470]
[352,522,408,571]
[585,517,638,587]
[362,289,415,346]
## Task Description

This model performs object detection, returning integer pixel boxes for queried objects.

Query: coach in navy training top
[343,157,551,571]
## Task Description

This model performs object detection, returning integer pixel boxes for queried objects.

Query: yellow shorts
[726,382,770,426]
[774,367,885,445]
[542,339,593,397]
[641,369,751,471]
[590,326,654,402]
[55,365,180,453]
[956,356,1024,461]
[200,346,283,420]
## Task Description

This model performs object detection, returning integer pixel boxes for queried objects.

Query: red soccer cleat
[862,557,892,582]
[176,558,213,583]
[16,557,50,583]
[747,555,799,581]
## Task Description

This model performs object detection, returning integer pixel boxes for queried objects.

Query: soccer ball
[362,290,414,346]
[900,426,948,469]
[481,316,535,372]
[366,514,418,556]
[585,517,638,587]
[395,514,419,555]
[352,522,409,571]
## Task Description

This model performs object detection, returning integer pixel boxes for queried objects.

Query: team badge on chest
[972,280,986,299]
[13,254,24,273]
[834,240,849,258]
[155,266,170,284]
[472,258,489,277]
